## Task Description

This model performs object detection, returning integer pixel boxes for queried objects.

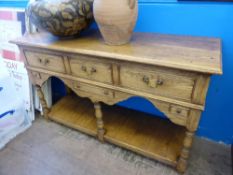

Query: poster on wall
[0,9,30,110]
[0,8,33,149]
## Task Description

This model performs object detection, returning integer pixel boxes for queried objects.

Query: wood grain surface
[11,31,222,74]
[48,95,186,166]
[12,31,222,173]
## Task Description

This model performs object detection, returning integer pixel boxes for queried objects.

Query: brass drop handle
[43,59,50,65]
[74,82,81,89]
[143,75,149,84]
[90,67,97,74]
[156,78,163,86]
[38,58,42,63]
[128,0,136,9]
[81,65,87,72]
[176,109,182,114]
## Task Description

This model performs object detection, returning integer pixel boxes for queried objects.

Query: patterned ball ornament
[27,0,94,37]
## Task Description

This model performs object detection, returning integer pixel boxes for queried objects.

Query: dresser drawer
[73,81,114,98]
[24,51,66,73]
[120,65,195,102]
[70,55,112,84]
[169,105,190,118]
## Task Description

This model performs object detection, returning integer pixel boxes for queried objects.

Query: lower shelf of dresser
[48,95,186,167]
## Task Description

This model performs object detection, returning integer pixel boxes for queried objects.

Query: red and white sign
[0,8,30,110]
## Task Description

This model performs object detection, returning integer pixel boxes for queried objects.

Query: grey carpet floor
[0,116,231,175]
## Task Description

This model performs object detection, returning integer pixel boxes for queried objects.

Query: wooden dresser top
[11,31,222,75]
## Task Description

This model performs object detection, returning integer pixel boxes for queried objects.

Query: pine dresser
[11,31,222,173]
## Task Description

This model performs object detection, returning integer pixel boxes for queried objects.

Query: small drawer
[31,71,41,80]
[24,50,66,73]
[120,64,195,102]
[73,81,114,98]
[70,55,112,84]
[29,71,49,86]
[169,105,190,118]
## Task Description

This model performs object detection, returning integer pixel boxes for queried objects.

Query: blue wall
[118,1,233,144]
[1,1,232,144]
[0,0,28,8]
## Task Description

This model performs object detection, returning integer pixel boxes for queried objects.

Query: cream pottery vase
[93,0,138,45]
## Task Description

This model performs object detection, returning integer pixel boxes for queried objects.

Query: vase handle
[128,0,136,9]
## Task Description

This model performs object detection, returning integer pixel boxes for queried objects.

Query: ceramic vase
[26,0,94,37]
[93,0,138,45]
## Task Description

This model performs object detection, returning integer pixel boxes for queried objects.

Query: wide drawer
[73,81,114,99]
[24,50,66,73]
[120,64,196,102]
[69,55,112,84]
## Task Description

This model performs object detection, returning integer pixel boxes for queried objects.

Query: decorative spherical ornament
[26,0,94,37]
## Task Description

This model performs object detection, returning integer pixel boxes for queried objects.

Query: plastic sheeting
[0,58,31,149]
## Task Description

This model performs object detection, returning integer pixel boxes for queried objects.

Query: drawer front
[169,105,190,118]
[73,81,114,98]
[120,65,195,102]
[70,55,112,84]
[29,71,50,86]
[25,51,66,73]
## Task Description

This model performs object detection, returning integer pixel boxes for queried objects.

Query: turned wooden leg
[176,130,194,173]
[94,102,105,142]
[35,85,50,120]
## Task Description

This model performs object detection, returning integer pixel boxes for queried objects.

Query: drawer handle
[75,85,81,89]
[38,58,42,63]
[44,59,50,65]
[143,76,164,88]
[156,78,163,86]
[143,76,149,84]
[81,65,87,72]
[38,58,50,66]
[176,109,182,114]
[90,67,97,74]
